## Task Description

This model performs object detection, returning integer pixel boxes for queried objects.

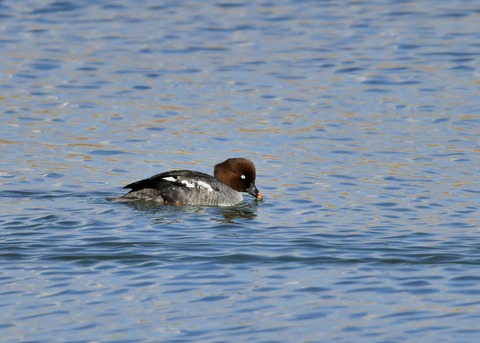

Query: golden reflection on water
[0,139,19,144]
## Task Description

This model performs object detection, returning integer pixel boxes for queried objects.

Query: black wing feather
[124,170,217,192]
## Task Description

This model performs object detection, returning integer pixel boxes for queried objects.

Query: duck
[115,157,262,206]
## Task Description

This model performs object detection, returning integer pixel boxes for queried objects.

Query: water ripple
[1,0,480,342]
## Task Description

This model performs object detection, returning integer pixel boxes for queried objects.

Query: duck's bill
[246,183,263,199]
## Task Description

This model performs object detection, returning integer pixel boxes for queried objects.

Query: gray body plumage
[116,170,243,206]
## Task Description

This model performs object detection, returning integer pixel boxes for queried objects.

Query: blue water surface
[1,0,480,342]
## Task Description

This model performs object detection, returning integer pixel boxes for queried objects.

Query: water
[1,0,480,341]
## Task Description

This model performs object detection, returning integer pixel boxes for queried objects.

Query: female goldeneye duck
[116,157,262,206]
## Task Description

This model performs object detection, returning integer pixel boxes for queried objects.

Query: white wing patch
[195,180,214,192]
[162,176,213,192]
[180,180,196,188]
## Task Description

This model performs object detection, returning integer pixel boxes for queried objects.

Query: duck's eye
[241,175,246,179]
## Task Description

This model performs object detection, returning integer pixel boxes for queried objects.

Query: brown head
[214,158,262,199]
